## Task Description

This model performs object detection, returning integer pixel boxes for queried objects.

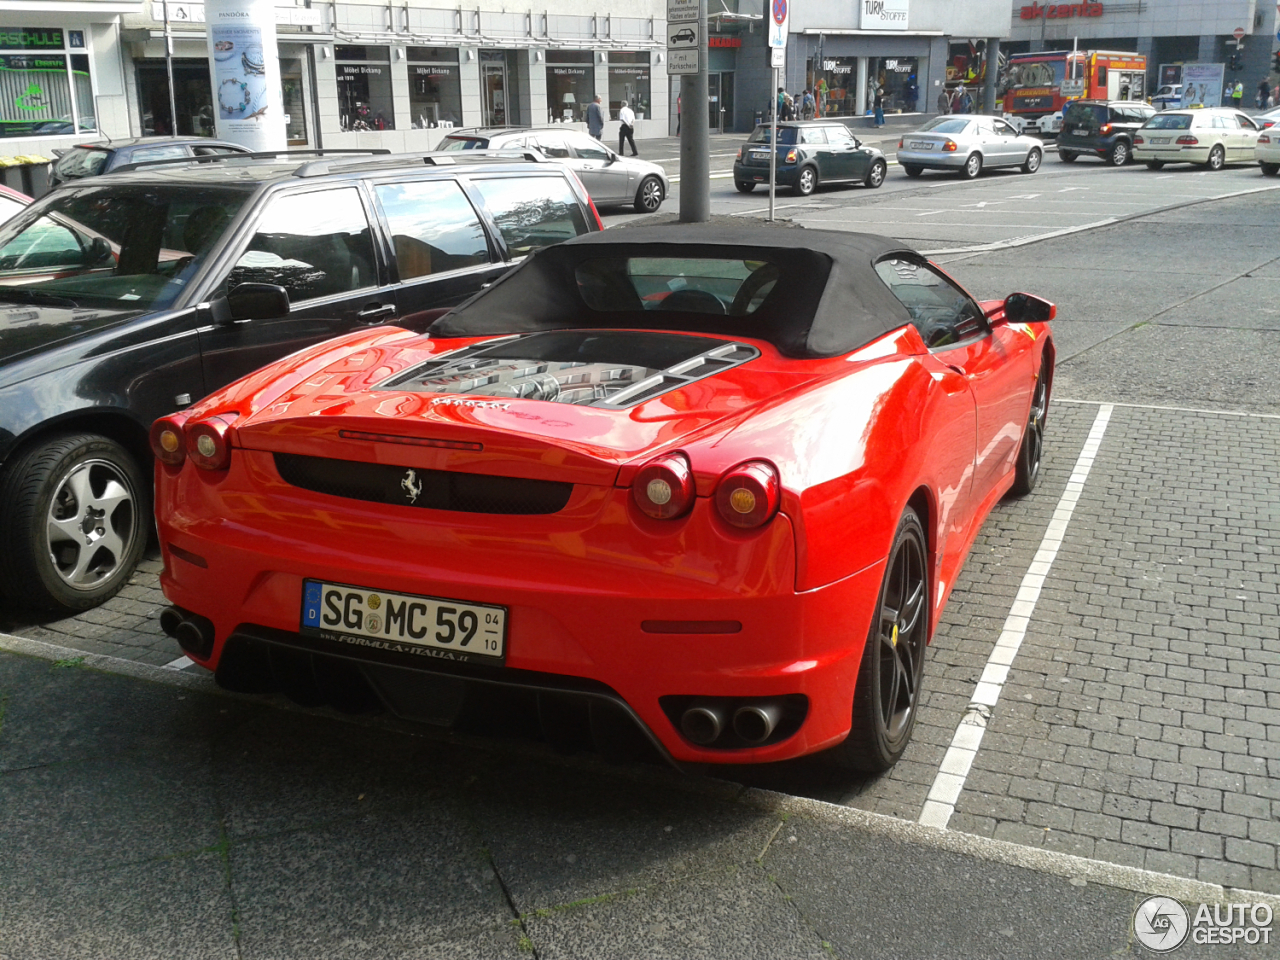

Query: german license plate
[1073,128,1089,136]
[908,140,934,150]
[750,149,770,160]
[1151,137,1170,144]
[301,579,506,662]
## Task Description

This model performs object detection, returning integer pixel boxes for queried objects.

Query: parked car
[1255,127,1280,175]
[49,137,254,188]
[896,115,1044,179]
[151,225,1056,770]
[440,128,669,213]
[0,149,600,613]
[732,121,888,195]
[1255,105,1280,129]
[1151,84,1182,110]
[1057,99,1158,165]
[1133,108,1260,170]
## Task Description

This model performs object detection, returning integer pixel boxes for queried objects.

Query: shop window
[408,47,462,128]
[813,57,856,117]
[281,59,307,145]
[608,51,650,120]
[335,46,394,131]
[137,60,215,137]
[873,58,920,114]
[0,27,95,137]
[546,51,594,124]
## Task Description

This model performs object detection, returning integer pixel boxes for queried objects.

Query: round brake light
[632,453,694,519]
[715,461,780,529]
[185,416,234,471]
[149,415,188,466]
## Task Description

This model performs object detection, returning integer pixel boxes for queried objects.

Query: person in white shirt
[618,102,639,156]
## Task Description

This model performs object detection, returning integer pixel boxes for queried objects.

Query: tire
[1205,145,1225,171]
[864,159,887,188]
[826,507,929,772]
[960,152,983,179]
[1145,161,1164,170]
[1261,162,1279,176]
[1058,150,1077,163]
[634,175,664,212]
[734,180,756,193]
[1022,148,1042,173]
[1009,357,1052,497]
[1109,140,1130,165]
[0,433,149,612]
[793,166,818,196]
[902,163,923,177]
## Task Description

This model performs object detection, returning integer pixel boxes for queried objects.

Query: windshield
[440,136,490,150]
[1004,57,1066,90]
[1064,103,1107,125]
[0,183,253,311]
[1142,114,1193,130]
[747,126,797,145]
[52,147,111,180]
[920,118,971,134]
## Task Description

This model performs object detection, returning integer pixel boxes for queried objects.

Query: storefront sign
[1019,3,1104,20]
[860,0,908,31]
[551,67,588,76]
[153,3,324,25]
[206,0,286,150]
[0,28,64,50]
[709,36,741,48]
[823,59,853,74]
[667,0,697,23]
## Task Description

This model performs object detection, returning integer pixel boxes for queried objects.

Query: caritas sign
[1020,2,1105,18]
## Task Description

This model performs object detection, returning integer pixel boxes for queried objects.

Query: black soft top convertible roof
[428,225,919,358]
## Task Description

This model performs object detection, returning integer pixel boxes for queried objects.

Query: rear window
[470,175,588,257]
[1142,114,1193,130]
[575,257,779,316]
[1064,103,1106,126]
[52,147,110,180]
[748,126,797,145]
[920,118,970,134]
[126,144,191,165]
[440,136,490,150]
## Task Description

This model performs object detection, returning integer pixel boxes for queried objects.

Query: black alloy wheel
[1010,358,1051,497]
[1022,148,1043,173]
[865,159,887,188]
[735,180,756,192]
[634,176,664,212]
[960,152,983,179]
[829,507,929,771]
[793,166,818,196]
[1059,149,1077,162]
[902,163,923,177]
[0,433,149,612]
[1109,140,1130,165]
[1206,145,1226,171]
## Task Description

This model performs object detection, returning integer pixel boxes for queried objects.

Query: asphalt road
[2,142,1279,956]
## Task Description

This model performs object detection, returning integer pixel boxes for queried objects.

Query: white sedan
[1133,108,1260,170]
[896,115,1044,179]
[1256,128,1280,175]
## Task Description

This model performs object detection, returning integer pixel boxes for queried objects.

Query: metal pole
[983,38,999,115]
[163,0,178,136]
[768,65,777,221]
[678,0,710,222]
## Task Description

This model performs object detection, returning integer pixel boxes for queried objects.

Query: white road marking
[164,655,194,670]
[1056,397,1280,419]
[919,404,1114,830]
[1006,193,1041,199]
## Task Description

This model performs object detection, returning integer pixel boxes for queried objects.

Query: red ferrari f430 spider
[153,226,1054,771]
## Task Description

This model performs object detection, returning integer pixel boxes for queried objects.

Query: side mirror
[87,236,113,264]
[226,282,290,322]
[605,151,618,164]
[1002,292,1056,325]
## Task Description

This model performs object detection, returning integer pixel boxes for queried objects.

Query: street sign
[667,0,697,23]
[1233,26,1246,39]
[767,0,789,49]
[667,50,699,74]
[1060,78,1085,97]
[771,46,784,68]
[668,22,698,49]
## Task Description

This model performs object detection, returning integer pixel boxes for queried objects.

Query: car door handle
[357,303,396,322]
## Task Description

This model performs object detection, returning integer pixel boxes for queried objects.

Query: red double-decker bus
[1001,50,1147,133]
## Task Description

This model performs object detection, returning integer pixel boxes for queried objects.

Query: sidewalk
[1,637,1274,959]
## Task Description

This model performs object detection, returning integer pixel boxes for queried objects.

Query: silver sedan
[440,128,670,212]
[896,115,1044,179]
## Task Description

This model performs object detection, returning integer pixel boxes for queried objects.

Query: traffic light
[1228,53,1241,71]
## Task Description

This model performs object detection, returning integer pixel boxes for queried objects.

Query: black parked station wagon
[0,149,599,612]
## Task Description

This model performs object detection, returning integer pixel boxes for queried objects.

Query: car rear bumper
[1133,144,1211,163]
[895,149,965,168]
[157,453,883,764]
[732,160,798,185]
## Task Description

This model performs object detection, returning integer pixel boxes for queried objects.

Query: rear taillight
[1176,135,1199,145]
[1133,135,1144,145]
[185,416,235,471]
[632,453,694,520]
[150,415,188,466]
[1099,123,1113,135]
[736,146,743,160]
[1259,134,1271,144]
[942,140,958,152]
[897,138,904,149]
[1264,121,1276,129]
[784,148,798,163]
[714,461,780,530]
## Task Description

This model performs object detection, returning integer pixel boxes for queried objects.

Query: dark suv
[1057,100,1157,165]
[733,121,888,195]
[50,137,254,188]
[0,149,599,612]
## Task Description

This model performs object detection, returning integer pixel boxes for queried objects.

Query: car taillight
[1176,135,1199,145]
[942,140,958,152]
[784,148,798,163]
[715,461,780,529]
[1133,135,1144,145]
[898,138,904,149]
[149,414,188,466]
[632,453,694,520]
[1264,120,1276,129]
[736,146,743,160]
[184,416,235,471]
[1099,123,1113,135]
[1259,134,1271,143]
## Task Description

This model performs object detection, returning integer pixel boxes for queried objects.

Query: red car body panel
[156,265,1053,765]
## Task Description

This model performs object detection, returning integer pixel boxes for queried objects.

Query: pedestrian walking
[1258,79,1270,109]
[873,86,885,126]
[1232,80,1244,108]
[676,94,681,134]
[937,87,950,114]
[587,94,604,140]
[802,88,816,119]
[617,101,638,156]
[959,85,974,113]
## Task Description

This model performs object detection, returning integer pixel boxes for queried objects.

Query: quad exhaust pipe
[679,700,785,746]
[159,606,216,659]
[732,704,781,745]
[680,705,726,745]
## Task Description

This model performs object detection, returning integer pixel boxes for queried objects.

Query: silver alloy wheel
[1207,145,1225,170]
[866,160,886,187]
[637,176,663,212]
[1110,140,1129,165]
[45,458,137,590]
[797,167,817,194]
[1023,148,1042,173]
[964,153,982,178]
